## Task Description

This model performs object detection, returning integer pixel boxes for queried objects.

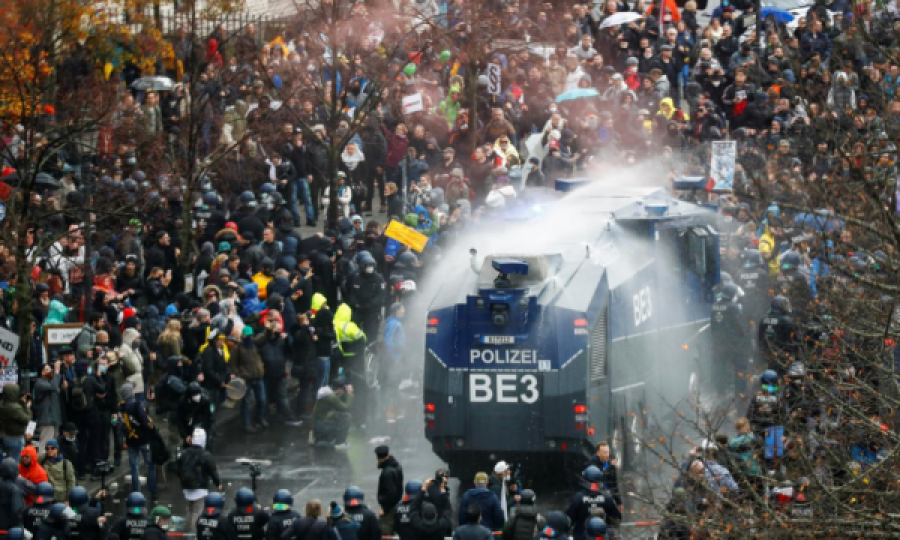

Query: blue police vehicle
[423,183,721,477]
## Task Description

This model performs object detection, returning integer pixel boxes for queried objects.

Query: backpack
[177,448,204,489]
[69,374,90,412]
[155,375,187,414]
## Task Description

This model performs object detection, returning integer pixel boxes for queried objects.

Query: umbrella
[555,88,600,103]
[599,12,643,29]
[131,76,175,92]
[35,172,61,189]
[760,7,795,23]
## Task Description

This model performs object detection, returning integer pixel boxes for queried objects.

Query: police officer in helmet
[747,369,783,436]
[109,492,149,540]
[196,492,232,539]
[585,516,608,540]
[24,482,55,535]
[776,250,812,314]
[758,295,798,372]
[536,511,571,540]
[143,506,174,540]
[710,282,750,394]
[737,248,772,324]
[393,480,423,540]
[266,489,301,540]
[566,466,621,540]
[344,486,380,540]
[36,502,69,540]
[5,528,25,540]
[67,485,106,540]
[227,487,270,540]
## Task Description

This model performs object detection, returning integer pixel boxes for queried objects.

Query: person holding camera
[375,445,403,534]
[312,379,354,447]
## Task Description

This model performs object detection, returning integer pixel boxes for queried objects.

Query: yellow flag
[385,220,428,252]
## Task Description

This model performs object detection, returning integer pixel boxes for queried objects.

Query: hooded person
[0,457,25,530]
[119,327,145,397]
[18,446,48,505]
[412,501,452,540]
[502,489,538,540]
[252,258,275,302]
[458,472,505,530]
[229,326,267,433]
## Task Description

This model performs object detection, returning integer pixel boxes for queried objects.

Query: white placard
[0,366,17,389]
[487,63,502,96]
[0,326,19,367]
[44,324,82,346]
[710,140,737,191]
[402,93,424,114]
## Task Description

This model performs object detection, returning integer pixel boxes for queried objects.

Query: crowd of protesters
[0,0,897,536]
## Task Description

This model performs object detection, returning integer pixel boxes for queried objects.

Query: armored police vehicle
[423,183,721,477]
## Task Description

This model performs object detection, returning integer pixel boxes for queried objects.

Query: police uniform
[346,503,380,540]
[196,512,232,540]
[711,296,749,392]
[108,515,150,540]
[226,507,269,540]
[23,504,50,535]
[67,506,105,540]
[566,487,621,540]
[393,496,416,540]
[747,391,781,432]
[265,508,301,540]
[758,311,797,370]
[737,264,772,325]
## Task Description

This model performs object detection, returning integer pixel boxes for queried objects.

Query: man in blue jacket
[458,472,505,531]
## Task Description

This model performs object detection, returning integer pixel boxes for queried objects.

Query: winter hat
[120,382,135,401]
[45,439,59,449]
[439,50,452,63]
[626,57,639,65]
[403,63,417,77]
[421,502,438,524]
[450,168,464,178]
[242,325,254,337]
[218,241,231,253]
[330,504,344,519]
[390,302,403,315]
[192,428,207,449]
[485,190,506,208]
[494,461,509,474]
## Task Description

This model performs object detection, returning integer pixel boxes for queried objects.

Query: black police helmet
[273,489,293,506]
[35,482,55,504]
[343,486,365,505]
[69,486,89,508]
[586,517,608,536]
[582,465,603,484]
[771,295,791,314]
[405,481,423,496]
[235,487,256,507]
[126,491,147,515]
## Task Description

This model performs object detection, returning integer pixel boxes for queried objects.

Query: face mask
[65,436,76,442]
[87,367,93,375]
[299,267,310,276]
[365,266,374,274]
[549,107,557,113]
[712,81,721,87]
[99,365,108,374]
[192,394,202,403]
[229,65,237,71]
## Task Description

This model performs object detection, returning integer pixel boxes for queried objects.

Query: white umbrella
[131,76,175,92]
[599,12,643,29]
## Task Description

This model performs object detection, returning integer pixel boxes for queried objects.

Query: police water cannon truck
[423,183,721,477]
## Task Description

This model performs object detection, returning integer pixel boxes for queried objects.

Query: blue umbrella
[555,88,600,103]
[760,7,795,24]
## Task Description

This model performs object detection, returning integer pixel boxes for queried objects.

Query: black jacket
[281,516,339,540]
[176,394,214,439]
[346,505,380,540]
[256,329,291,379]
[175,444,221,490]
[349,272,386,312]
[142,524,169,540]
[0,459,24,530]
[266,509,301,540]
[587,456,622,506]
[502,503,539,540]
[377,456,404,511]
[312,306,336,357]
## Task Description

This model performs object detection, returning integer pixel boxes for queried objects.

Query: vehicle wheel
[365,343,380,388]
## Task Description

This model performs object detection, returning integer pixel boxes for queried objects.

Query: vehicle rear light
[574,404,587,414]
[426,403,436,412]
[575,422,586,431]
[426,422,435,429]
[587,428,595,436]
[561,442,567,451]
[428,318,439,326]
[574,318,588,327]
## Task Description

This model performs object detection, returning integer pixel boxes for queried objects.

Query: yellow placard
[384,220,429,252]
